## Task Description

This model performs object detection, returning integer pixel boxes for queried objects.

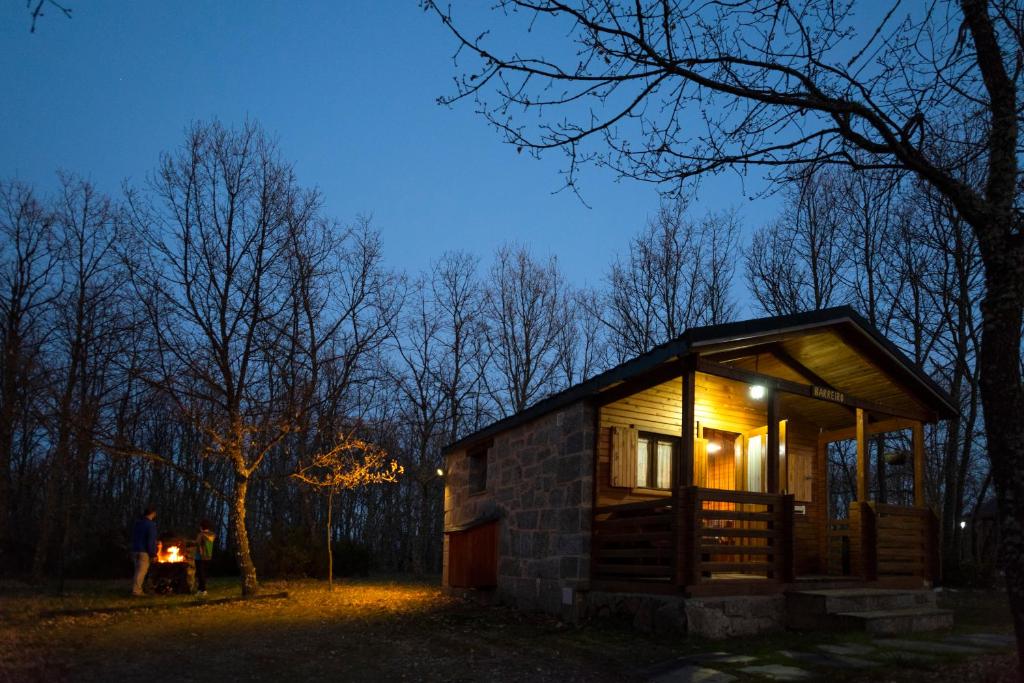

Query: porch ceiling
[703,327,935,425]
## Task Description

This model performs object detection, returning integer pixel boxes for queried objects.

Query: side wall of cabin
[443,401,595,615]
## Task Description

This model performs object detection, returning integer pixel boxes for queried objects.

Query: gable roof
[442,306,958,455]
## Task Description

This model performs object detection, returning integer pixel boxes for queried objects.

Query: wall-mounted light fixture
[748,384,766,400]
[706,442,722,454]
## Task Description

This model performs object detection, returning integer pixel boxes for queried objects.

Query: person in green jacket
[193,519,215,596]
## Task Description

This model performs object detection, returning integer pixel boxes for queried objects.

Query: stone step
[788,588,934,614]
[833,607,954,635]
[786,588,940,630]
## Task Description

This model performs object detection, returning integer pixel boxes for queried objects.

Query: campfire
[156,542,185,563]
[149,535,196,594]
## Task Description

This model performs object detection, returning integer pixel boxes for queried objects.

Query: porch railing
[849,501,939,583]
[680,487,794,584]
[592,499,674,584]
[591,487,795,589]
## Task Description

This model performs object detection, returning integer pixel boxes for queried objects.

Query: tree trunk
[231,473,259,596]
[326,487,334,591]
[977,264,1024,666]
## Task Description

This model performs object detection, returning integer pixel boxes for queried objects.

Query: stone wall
[443,400,595,617]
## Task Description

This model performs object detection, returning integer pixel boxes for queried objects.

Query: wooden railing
[680,487,794,584]
[870,503,938,581]
[849,501,938,583]
[592,488,796,591]
[826,519,851,576]
[592,499,674,584]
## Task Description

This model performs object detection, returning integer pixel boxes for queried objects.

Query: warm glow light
[748,384,766,400]
[706,442,722,454]
[436,468,445,477]
[157,544,185,563]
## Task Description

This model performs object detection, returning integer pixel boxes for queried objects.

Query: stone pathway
[646,632,1014,682]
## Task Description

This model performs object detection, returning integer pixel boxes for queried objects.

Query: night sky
[3,1,773,307]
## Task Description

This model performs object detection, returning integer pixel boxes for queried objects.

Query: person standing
[130,506,157,596]
[194,519,215,596]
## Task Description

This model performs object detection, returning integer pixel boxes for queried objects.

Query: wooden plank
[697,488,783,506]
[700,561,774,573]
[699,510,776,522]
[699,527,778,539]
[700,545,775,555]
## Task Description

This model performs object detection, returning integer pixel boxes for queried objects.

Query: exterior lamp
[436,468,445,477]
[748,384,766,400]
[959,520,966,529]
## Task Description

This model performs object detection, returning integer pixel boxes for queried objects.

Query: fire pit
[149,535,196,594]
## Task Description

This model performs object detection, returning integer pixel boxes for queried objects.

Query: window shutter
[610,425,638,488]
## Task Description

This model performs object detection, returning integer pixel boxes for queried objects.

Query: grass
[0,577,1017,682]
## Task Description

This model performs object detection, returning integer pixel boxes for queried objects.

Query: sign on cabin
[811,386,845,404]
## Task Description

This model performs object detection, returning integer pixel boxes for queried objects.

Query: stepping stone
[738,664,812,681]
[816,643,875,656]
[649,664,737,683]
[873,638,985,655]
[873,650,937,664]
[779,650,879,669]
[946,633,1015,649]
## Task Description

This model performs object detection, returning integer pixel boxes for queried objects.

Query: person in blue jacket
[130,506,157,596]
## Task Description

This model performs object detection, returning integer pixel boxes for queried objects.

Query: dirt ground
[0,578,1017,682]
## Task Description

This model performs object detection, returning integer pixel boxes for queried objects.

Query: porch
[590,343,944,597]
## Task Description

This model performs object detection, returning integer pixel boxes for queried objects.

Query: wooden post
[679,358,696,487]
[912,421,925,508]
[855,408,869,502]
[767,390,780,493]
[674,357,696,589]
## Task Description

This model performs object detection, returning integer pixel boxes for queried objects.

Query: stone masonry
[443,401,595,617]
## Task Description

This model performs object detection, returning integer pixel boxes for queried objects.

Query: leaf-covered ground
[0,578,1017,682]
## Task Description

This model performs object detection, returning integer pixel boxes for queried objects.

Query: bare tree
[484,244,566,415]
[124,121,317,595]
[31,174,126,582]
[432,1,1024,655]
[603,198,737,360]
[746,169,847,315]
[0,181,57,550]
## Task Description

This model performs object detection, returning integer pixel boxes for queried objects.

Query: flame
[156,542,186,563]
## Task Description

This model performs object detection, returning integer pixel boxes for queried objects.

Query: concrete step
[786,589,942,631]
[833,607,954,635]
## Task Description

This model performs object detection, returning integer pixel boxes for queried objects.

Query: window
[636,432,677,490]
[468,445,488,494]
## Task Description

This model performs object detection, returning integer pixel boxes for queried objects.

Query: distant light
[706,442,722,454]
[749,384,766,400]
[436,468,445,477]
[959,520,966,529]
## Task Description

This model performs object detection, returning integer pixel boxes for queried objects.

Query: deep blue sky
[3,1,771,304]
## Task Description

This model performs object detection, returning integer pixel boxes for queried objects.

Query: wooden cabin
[442,308,955,618]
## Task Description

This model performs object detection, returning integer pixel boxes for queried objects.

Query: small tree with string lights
[292,433,403,590]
